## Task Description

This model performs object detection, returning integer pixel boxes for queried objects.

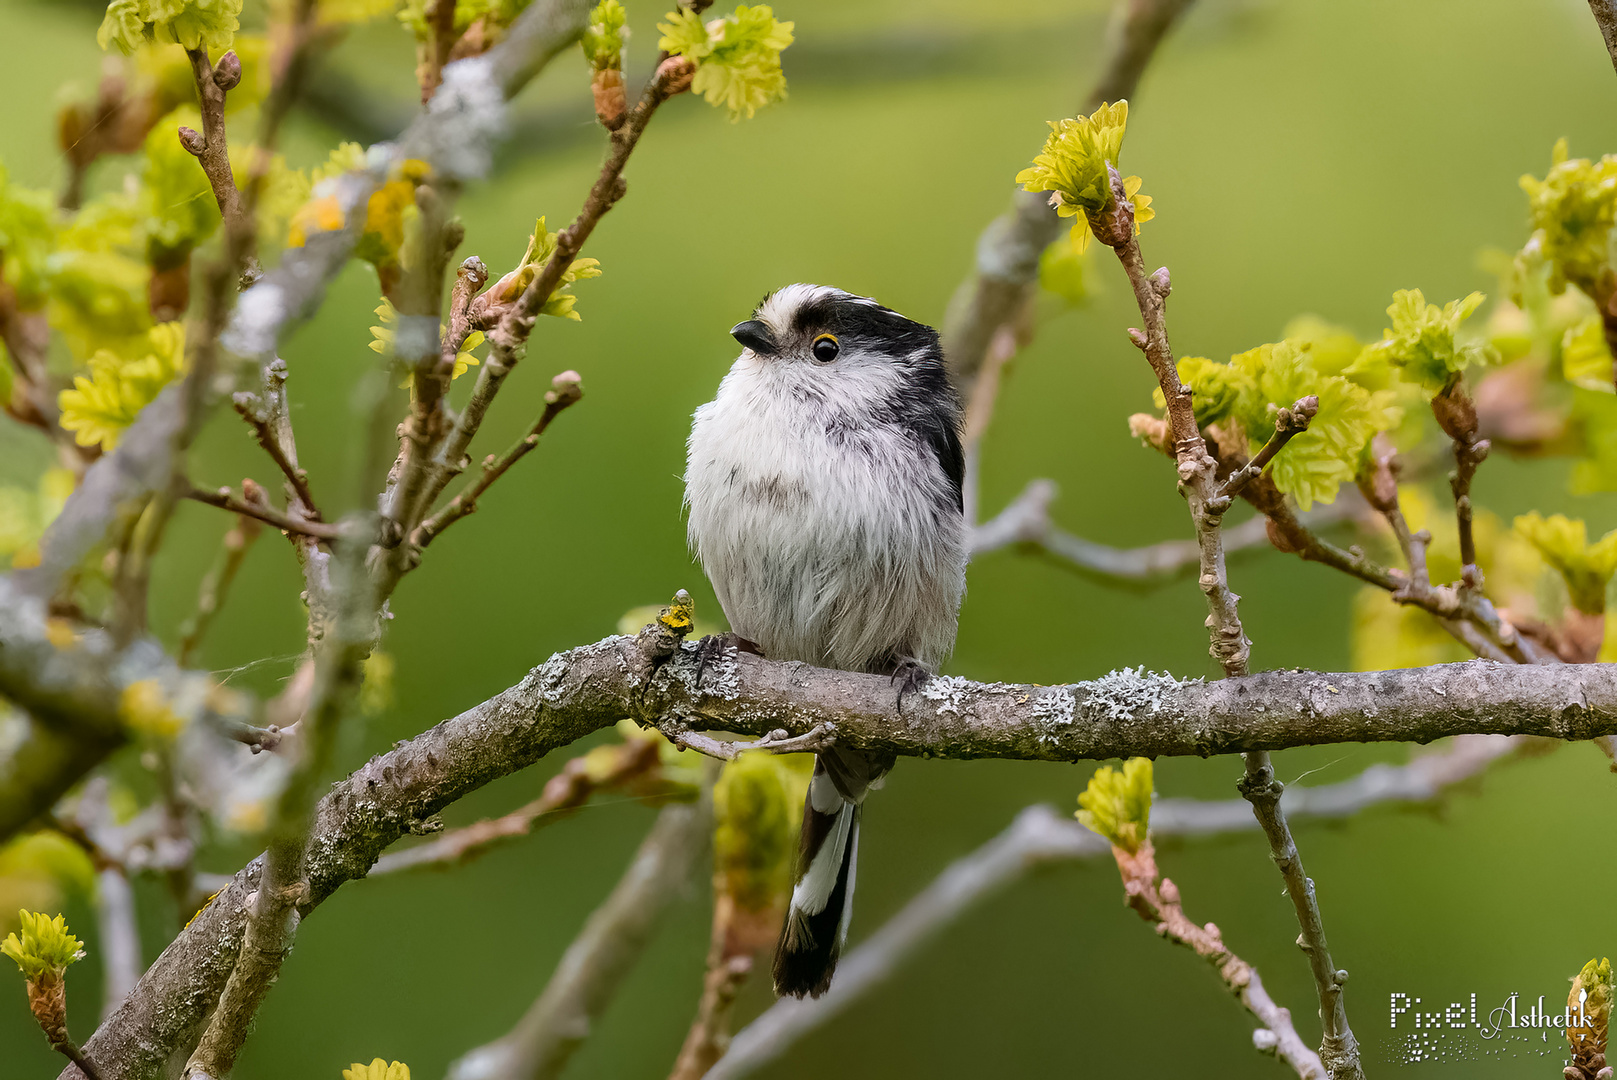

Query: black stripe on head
[791,292,938,361]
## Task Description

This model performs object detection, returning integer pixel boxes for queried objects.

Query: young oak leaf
[1512,512,1617,614]
[59,321,188,451]
[1521,139,1617,300]
[657,5,794,121]
[1352,289,1496,397]
[1231,340,1401,511]
[373,298,483,386]
[1076,758,1152,854]
[1562,314,1615,393]
[98,0,244,55]
[714,751,811,916]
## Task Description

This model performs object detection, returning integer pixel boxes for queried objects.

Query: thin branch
[1216,395,1318,504]
[178,48,248,243]
[445,796,711,1080]
[714,736,1528,1078]
[177,513,263,666]
[1101,166,1359,1076]
[1588,0,1617,74]
[60,608,1617,1079]
[970,477,1360,579]
[423,57,691,518]
[413,369,583,548]
[1112,836,1325,1079]
[232,367,321,522]
[941,0,1196,401]
[1237,758,1361,1078]
[367,732,662,875]
[1431,381,1491,591]
[184,485,342,541]
[94,866,143,1022]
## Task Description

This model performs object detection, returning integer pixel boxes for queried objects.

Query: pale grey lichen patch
[406,55,507,179]
[921,675,974,715]
[664,642,742,701]
[534,637,628,705]
[1030,687,1077,743]
[221,281,287,358]
[1084,666,1186,722]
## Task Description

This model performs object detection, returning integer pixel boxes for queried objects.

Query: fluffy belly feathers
[685,362,964,674]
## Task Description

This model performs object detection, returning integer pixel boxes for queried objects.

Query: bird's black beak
[730,320,778,356]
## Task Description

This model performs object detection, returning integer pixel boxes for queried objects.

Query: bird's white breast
[685,355,966,673]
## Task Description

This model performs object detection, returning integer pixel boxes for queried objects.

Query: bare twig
[1588,0,1617,74]
[94,866,143,1022]
[232,369,321,522]
[1100,165,1360,1076]
[422,56,693,519]
[184,485,342,541]
[444,796,711,1080]
[941,0,1196,402]
[970,477,1361,578]
[178,48,248,242]
[1113,836,1325,1079]
[1216,395,1319,504]
[1237,758,1361,1079]
[368,732,663,875]
[177,514,264,666]
[413,369,583,548]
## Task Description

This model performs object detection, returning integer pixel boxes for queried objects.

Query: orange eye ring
[812,334,840,363]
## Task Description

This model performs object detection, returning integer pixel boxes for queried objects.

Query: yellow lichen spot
[657,591,695,636]
[118,679,186,739]
[184,889,222,930]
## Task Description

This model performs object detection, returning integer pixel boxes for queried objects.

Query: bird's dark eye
[812,334,840,363]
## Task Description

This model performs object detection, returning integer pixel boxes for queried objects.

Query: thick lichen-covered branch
[57,607,1617,1079]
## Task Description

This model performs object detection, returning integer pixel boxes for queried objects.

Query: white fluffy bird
[684,284,967,997]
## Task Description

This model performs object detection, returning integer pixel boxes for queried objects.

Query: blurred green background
[4,0,1617,1076]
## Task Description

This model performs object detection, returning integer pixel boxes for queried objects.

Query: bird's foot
[888,657,932,711]
[694,632,763,690]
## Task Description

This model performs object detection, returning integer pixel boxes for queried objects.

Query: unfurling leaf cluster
[482,217,603,321]
[1156,329,1402,510]
[713,751,811,914]
[1,911,84,980]
[658,4,794,120]
[583,0,628,70]
[98,0,244,54]
[1521,139,1617,303]
[1076,758,1152,854]
[1016,102,1152,252]
[1353,289,1496,396]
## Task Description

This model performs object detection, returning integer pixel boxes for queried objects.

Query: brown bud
[148,262,191,324]
[656,55,698,97]
[213,51,242,92]
[241,477,268,507]
[1430,379,1479,442]
[177,126,206,157]
[591,67,627,130]
[26,970,68,1047]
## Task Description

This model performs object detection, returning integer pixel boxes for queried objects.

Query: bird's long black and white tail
[773,752,865,998]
